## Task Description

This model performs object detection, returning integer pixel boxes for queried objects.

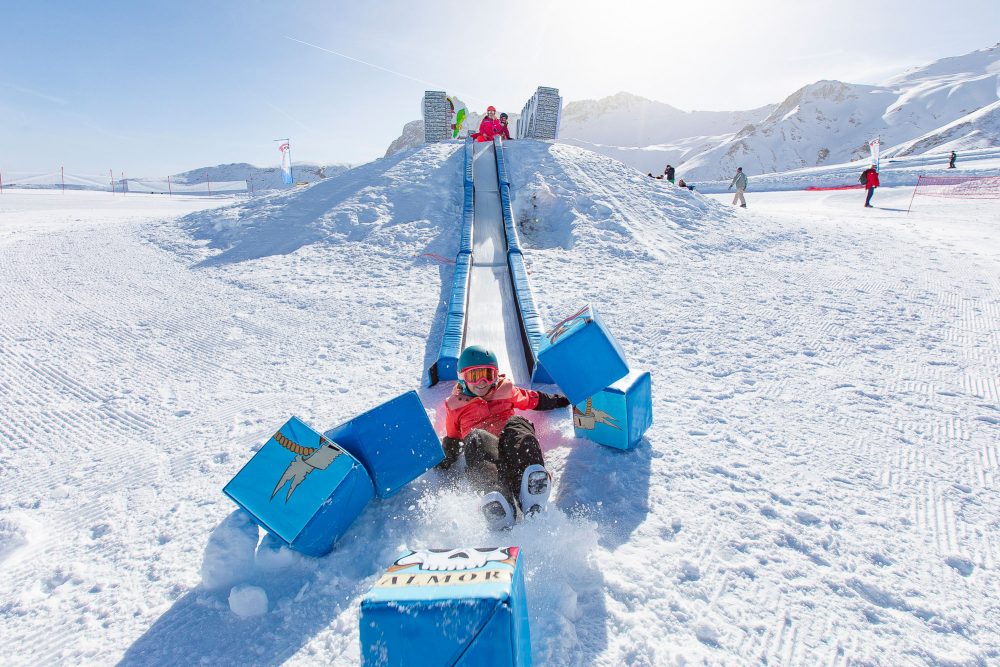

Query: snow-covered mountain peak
[884,42,1000,88]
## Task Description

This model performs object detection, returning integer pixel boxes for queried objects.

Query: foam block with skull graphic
[394,547,514,572]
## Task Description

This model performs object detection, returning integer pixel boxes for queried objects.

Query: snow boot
[519,464,552,517]
[480,491,515,530]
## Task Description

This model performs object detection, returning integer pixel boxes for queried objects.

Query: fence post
[207,176,212,195]
[168,175,172,196]
[61,166,65,193]
[110,169,115,195]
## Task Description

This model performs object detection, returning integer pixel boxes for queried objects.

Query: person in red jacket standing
[439,345,569,529]
[862,165,880,208]
[472,106,504,142]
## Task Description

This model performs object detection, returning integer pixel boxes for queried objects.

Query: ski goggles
[461,365,498,385]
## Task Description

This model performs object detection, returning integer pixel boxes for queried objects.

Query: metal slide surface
[464,142,530,384]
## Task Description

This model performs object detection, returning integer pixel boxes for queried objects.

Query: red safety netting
[912,175,1000,199]
[804,184,865,191]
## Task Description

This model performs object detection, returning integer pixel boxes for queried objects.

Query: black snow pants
[463,416,544,509]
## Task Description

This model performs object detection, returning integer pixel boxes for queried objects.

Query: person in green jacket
[728,167,748,208]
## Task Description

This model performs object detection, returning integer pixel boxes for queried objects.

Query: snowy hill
[173,161,351,192]
[2,137,1000,664]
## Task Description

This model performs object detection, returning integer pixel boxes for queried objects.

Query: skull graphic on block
[360,546,531,666]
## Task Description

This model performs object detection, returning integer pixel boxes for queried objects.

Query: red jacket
[476,117,505,142]
[864,168,880,188]
[444,376,540,440]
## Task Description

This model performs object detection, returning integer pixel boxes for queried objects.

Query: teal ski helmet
[458,345,498,372]
[457,345,499,395]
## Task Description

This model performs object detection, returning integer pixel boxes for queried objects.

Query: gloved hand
[436,436,462,470]
[553,395,570,408]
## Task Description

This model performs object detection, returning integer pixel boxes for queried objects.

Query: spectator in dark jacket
[664,165,675,184]
[948,151,957,168]
[498,113,512,140]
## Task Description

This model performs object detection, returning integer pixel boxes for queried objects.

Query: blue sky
[1,0,997,175]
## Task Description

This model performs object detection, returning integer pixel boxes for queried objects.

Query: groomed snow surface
[1,142,999,665]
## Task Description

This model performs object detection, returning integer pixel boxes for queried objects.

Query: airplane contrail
[284,36,485,106]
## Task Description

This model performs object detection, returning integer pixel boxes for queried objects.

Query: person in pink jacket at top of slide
[473,106,504,142]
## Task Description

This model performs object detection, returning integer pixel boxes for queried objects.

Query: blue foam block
[324,391,443,499]
[573,370,652,450]
[223,417,374,557]
[536,304,629,405]
[360,546,531,667]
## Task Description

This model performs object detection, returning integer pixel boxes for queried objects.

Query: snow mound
[503,141,733,261]
[174,143,462,266]
[200,509,260,591]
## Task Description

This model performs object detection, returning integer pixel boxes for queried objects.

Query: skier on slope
[861,164,880,208]
[472,106,504,142]
[438,345,570,529]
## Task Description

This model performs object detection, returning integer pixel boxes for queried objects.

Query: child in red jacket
[439,345,569,529]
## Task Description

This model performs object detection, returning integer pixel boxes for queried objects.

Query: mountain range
[385,43,1000,181]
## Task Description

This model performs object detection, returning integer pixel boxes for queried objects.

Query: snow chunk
[0,516,31,564]
[200,510,260,591]
[229,584,269,618]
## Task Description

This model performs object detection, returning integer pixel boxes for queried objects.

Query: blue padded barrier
[224,417,375,557]
[464,137,474,185]
[324,391,443,499]
[493,138,555,385]
[430,252,471,385]
[507,253,553,384]
[499,184,523,255]
[360,546,531,667]
[572,370,652,450]
[460,186,474,255]
[429,140,475,386]
[536,304,630,405]
[494,136,511,186]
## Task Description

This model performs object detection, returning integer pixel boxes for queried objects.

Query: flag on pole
[279,142,293,185]
[868,137,881,172]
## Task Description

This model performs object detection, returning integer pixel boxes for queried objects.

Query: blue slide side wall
[495,138,554,384]
[428,139,474,386]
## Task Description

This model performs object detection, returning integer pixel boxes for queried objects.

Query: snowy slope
[889,100,1000,157]
[2,141,999,665]
[681,43,1000,180]
[558,91,774,148]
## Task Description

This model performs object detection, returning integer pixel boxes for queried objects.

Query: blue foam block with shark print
[223,416,374,557]
[572,370,652,450]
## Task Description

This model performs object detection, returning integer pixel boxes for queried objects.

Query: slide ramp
[464,142,530,384]
[428,139,548,386]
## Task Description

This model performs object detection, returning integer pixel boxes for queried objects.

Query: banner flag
[279,142,293,185]
[869,138,881,172]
